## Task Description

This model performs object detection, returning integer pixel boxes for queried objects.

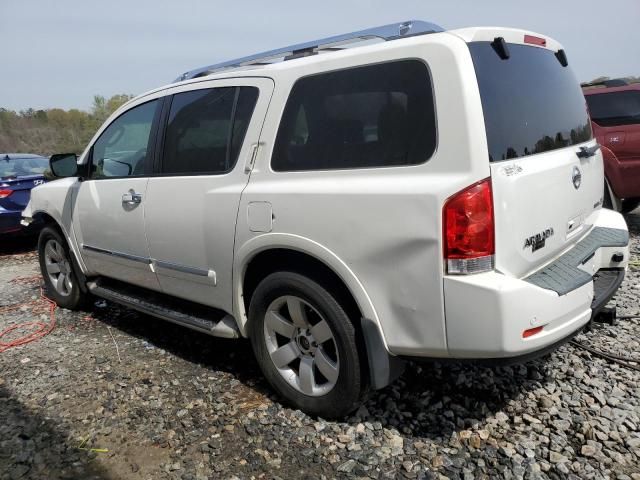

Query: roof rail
[174,20,444,83]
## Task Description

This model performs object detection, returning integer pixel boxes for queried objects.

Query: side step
[87,278,239,339]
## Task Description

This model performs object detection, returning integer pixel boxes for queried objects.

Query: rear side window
[161,87,258,175]
[586,91,640,127]
[272,60,436,171]
[469,42,592,162]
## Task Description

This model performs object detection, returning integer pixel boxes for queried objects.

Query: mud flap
[361,317,406,390]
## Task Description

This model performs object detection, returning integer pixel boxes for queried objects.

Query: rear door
[469,40,602,278]
[144,78,273,310]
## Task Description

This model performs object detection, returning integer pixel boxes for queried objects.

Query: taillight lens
[0,189,13,198]
[443,178,495,274]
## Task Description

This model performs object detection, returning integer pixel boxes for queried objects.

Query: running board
[86,279,239,339]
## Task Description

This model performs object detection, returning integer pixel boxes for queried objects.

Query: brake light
[0,189,13,198]
[524,35,546,47]
[443,178,495,274]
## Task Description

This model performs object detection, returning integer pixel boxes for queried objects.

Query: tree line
[0,94,133,156]
[1,75,637,157]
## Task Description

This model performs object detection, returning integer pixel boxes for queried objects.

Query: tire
[38,225,87,310]
[621,198,640,214]
[248,271,365,418]
[603,180,613,209]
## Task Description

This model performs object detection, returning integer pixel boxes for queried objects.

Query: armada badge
[524,228,554,252]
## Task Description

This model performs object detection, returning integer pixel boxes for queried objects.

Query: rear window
[0,156,48,179]
[272,60,436,171]
[586,90,640,127]
[469,42,592,162]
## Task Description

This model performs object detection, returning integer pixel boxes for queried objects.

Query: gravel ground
[1,215,639,480]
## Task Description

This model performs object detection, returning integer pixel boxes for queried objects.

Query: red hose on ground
[0,283,57,353]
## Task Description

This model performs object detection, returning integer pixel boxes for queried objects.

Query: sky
[1,0,639,111]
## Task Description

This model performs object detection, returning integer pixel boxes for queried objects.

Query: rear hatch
[469,38,602,278]
[0,175,46,212]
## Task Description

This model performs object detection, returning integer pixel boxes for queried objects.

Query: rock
[549,451,568,463]
[495,412,509,422]
[581,445,597,457]
[523,413,541,424]
[337,459,356,473]
[538,396,554,408]
[626,437,640,449]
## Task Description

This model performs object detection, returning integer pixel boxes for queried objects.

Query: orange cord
[0,279,57,353]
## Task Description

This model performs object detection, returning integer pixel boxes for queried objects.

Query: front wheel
[248,271,365,418]
[38,226,87,310]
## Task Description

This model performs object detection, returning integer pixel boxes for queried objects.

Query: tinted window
[91,100,158,178]
[469,42,592,162]
[586,91,640,127]
[0,156,49,179]
[161,87,258,175]
[272,61,436,171]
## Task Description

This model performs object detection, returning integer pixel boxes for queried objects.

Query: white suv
[23,21,630,417]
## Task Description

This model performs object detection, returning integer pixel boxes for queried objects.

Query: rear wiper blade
[577,144,600,159]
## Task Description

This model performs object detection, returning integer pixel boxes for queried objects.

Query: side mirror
[49,153,78,178]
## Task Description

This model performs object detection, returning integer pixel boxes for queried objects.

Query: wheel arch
[234,234,404,390]
[31,209,89,280]
[234,234,381,338]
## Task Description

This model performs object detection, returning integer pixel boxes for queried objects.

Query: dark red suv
[583,80,640,213]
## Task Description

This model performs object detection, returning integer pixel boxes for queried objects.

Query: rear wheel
[621,198,640,214]
[38,226,87,310]
[248,271,365,418]
[603,179,622,211]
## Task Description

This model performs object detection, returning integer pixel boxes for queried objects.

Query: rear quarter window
[272,60,436,171]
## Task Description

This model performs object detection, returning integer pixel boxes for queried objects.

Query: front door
[144,78,273,310]
[73,99,161,290]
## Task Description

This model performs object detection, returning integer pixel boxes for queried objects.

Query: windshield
[0,156,49,179]
[586,90,640,127]
[469,42,592,162]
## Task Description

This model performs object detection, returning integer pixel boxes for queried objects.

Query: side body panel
[22,178,82,261]
[594,124,640,199]
[235,33,490,356]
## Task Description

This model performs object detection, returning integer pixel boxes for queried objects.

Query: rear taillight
[0,189,13,198]
[443,178,495,274]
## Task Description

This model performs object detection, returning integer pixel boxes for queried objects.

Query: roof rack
[174,20,444,83]
[581,78,629,89]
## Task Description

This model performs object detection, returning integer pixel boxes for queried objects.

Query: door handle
[244,142,263,173]
[122,191,142,205]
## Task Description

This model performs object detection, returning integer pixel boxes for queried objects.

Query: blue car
[0,153,49,235]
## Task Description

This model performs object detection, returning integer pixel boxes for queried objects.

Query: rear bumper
[604,155,640,199]
[441,212,629,360]
[0,211,23,234]
[0,210,42,235]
